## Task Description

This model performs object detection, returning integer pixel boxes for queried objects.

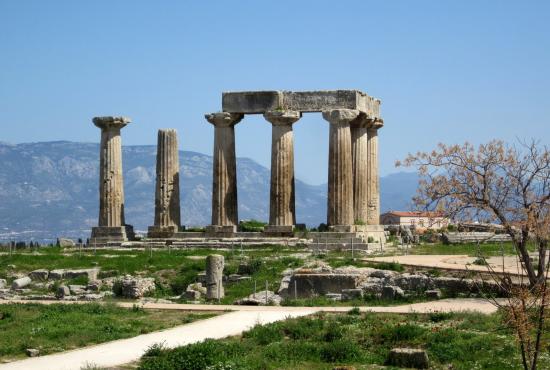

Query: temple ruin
[89,90,385,247]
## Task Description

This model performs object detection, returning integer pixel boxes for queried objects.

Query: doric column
[91,116,134,243]
[205,112,243,233]
[350,114,371,224]
[367,118,384,225]
[323,109,360,230]
[263,111,301,235]
[148,129,181,238]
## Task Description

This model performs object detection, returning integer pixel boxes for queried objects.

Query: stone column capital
[367,117,384,130]
[93,116,131,130]
[263,110,301,126]
[205,112,244,127]
[350,113,374,129]
[322,109,360,124]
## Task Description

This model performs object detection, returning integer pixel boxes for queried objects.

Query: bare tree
[398,139,550,370]
[397,140,550,287]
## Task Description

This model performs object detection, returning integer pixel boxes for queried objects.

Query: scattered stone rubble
[278,261,503,300]
[119,275,156,299]
[234,290,282,306]
[183,282,207,301]
[0,267,104,301]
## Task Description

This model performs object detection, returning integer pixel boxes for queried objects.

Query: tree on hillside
[398,140,550,370]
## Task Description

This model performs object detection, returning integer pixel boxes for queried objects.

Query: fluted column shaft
[94,117,130,227]
[264,111,301,229]
[367,119,383,225]
[153,129,181,228]
[323,109,360,227]
[351,116,370,224]
[206,112,244,228]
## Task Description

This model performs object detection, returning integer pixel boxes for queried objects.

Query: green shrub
[243,323,283,345]
[282,317,325,340]
[320,339,362,362]
[379,323,427,343]
[472,257,488,266]
[263,341,320,363]
[139,339,242,370]
[169,261,205,295]
[323,320,344,342]
[347,307,361,316]
[429,311,454,323]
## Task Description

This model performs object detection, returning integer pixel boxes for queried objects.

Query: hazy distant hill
[0,141,418,242]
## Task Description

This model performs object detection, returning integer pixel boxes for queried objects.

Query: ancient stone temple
[148,129,181,238]
[89,90,385,247]
[90,116,134,243]
[205,90,385,241]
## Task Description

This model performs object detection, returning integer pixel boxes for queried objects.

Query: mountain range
[0,141,418,242]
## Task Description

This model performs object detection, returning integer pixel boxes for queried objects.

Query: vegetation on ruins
[138,310,550,370]
[399,139,550,370]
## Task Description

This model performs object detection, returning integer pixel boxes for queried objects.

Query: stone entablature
[222,90,381,118]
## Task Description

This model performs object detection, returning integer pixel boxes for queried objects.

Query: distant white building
[380,211,449,230]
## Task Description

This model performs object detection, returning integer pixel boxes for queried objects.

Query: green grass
[138,310,549,370]
[0,303,216,361]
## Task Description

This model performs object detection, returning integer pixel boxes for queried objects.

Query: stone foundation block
[147,225,179,238]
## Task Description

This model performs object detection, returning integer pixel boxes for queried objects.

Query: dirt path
[365,254,525,275]
[0,298,498,370]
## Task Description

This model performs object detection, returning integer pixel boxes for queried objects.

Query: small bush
[379,323,427,342]
[323,321,344,342]
[139,339,242,370]
[472,257,488,266]
[243,323,283,345]
[429,311,454,323]
[320,339,362,362]
[347,307,361,316]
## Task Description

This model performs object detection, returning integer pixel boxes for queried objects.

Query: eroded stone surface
[206,113,243,230]
[206,254,224,300]
[388,348,429,369]
[149,129,181,237]
[222,90,381,117]
[264,110,301,230]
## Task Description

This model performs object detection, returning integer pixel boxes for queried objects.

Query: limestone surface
[11,277,31,290]
[222,90,381,117]
[205,254,224,300]
[387,348,429,369]
[205,113,243,230]
[323,109,360,228]
[91,116,133,242]
[149,129,181,236]
[264,110,301,230]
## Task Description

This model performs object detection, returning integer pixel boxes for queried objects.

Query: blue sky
[1,1,549,184]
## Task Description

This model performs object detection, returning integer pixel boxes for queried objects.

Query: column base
[354,224,386,243]
[90,225,135,245]
[205,225,237,237]
[328,225,355,232]
[147,225,179,238]
[263,225,294,237]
